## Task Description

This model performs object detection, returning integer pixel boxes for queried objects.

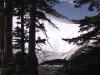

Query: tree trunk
[4,1,13,65]
[3,3,13,75]
[28,1,38,75]
[0,0,5,67]
[21,6,25,53]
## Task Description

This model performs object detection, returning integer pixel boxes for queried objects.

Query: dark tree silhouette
[0,0,63,75]
[0,0,5,66]
[5,0,13,64]
[41,59,68,65]
[73,0,100,11]
[62,0,100,47]
[62,0,100,75]
[0,0,14,75]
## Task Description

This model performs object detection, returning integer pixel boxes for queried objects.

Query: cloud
[68,0,74,4]
[59,0,74,4]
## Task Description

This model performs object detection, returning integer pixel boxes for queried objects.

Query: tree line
[62,0,100,75]
[0,0,60,75]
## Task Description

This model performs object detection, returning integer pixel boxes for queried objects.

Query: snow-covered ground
[36,14,80,53]
[36,14,81,63]
[13,14,80,62]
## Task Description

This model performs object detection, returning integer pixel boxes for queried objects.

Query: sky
[53,1,98,20]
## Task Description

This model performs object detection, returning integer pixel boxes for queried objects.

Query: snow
[13,14,81,63]
[36,14,80,53]
[13,15,80,53]
[13,14,81,62]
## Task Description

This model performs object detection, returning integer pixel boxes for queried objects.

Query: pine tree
[62,14,100,46]
[73,0,100,11]
[0,0,14,75]
[62,1,100,75]
[0,0,62,75]
[0,0,5,68]
[62,0,100,48]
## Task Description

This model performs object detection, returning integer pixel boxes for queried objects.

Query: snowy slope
[35,14,81,63]
[36,14,80,53]
[13,13,80,62]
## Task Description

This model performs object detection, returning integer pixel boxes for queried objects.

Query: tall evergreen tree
[28,0,38,75]
[62,1,100,75]
[1,0,62,75]
[0,0,14,75]
[73,0,100,11]
[62,0,100,47]
[4,0,13,64]
[28,0,61,75]
[0,0,5,68]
